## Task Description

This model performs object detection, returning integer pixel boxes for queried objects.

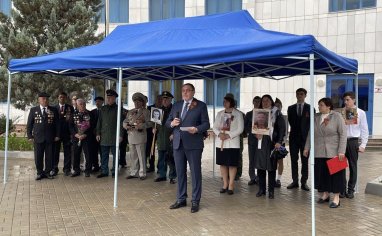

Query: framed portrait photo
[252,109,271,135]
[150,107,163,125]
[220,113,233,131]
[340,107,358,125]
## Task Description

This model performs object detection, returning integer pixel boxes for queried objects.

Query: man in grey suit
[166,83,210,213]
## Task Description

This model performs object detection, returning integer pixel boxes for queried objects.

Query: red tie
[61,106,64,113]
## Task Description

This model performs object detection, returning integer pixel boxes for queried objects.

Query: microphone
[175,111,180,119]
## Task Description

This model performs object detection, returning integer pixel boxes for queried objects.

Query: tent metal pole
[3,71,12,184]
[212,72,216,177]
[355,73,359,194]
[309,54,316,236]
[113,68,123,208]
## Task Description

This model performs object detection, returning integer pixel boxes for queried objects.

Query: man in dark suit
[89,96,104,172]
[166,83,210,213]
[27,92,60,180]
[53,92,74,176]
[287,88,312,191]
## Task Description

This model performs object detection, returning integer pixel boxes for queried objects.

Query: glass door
[326,74,373,134]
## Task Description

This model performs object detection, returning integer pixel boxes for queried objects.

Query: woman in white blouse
[213,95,244,195]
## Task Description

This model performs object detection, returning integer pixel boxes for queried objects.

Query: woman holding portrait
[303,97,347,208]
[213,95,244,195]
[254,94,286,199]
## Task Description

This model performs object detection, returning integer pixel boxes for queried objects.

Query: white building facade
[1,0,381,135]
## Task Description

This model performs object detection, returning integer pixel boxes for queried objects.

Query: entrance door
[326,74,373,134]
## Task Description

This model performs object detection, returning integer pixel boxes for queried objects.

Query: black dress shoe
[154,177,167,182]
[301,184,310,191]
[220,188,228,193]
[35,175,43,181]
[317,197,330,204]
[97,173,108,178]
[268,192,274,199]
[191,202,199,213]
[287,182,299,189]
[46,174,54,179]
[64,170,71,176]
[169,201,187,209]
[329,201,340,208]
[71,172,80,177]
[85,172,90,177]
[248,179,257,185]
[274,180,281,188]
[339,193,345,198]
[140,176,146,180]
[346,192,354,199]
[256,190,266,197]
[169,179,176,184]
[227,189,234,195]
[126,175,138,179]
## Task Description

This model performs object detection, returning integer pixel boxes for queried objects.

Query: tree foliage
[0,0,105,110]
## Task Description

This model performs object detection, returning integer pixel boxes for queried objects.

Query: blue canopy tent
[6,10,357,235]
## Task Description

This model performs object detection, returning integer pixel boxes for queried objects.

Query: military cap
[132,92,145,102]
[94,96,104,101]
[38,92,50,98]
[106,89,118,97]
[161,91,174,98]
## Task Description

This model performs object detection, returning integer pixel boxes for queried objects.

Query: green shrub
[0,135,34,151]
[0,114,13,135]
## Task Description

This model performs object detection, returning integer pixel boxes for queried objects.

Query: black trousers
[119,134,128,166]
[345,138,359,193]
[146,128,156,170]
[53,138,72,172]
[289,135,308,184]
[34,141,54,175]
[88,136,100,169]
[72,139,91,173]
[258,169,276,193]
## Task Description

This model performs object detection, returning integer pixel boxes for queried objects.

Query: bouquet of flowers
[76,119,90,146]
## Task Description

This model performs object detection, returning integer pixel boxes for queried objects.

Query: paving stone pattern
[0,139,381,236]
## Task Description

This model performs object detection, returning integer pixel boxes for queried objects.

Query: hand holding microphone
[171,111,181,127]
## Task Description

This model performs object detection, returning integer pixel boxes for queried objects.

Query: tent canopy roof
[9,10,357,81]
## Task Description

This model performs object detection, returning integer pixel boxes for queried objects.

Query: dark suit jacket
[56,104,74,140]
[244,110,256,145]
[27,106,60,143]
[287,103,313,141]
[90,108,100,136]
[166,98,210,150]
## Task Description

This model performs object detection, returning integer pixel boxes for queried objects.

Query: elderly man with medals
[124,92,152,180]
[70,98,92,177]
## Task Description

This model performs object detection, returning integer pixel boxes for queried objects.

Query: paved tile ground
[0,139,381,236]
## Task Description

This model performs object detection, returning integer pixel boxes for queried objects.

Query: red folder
[326,156,348,175]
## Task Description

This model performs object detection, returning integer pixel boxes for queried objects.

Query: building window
[205,0,242,15]
[99,0,129,23]
[149,0,185,21]
[329,0,376,12]
[149,80,183,105]
[148,0,185,104]
[0,0,11,15]
[204,78,240,107]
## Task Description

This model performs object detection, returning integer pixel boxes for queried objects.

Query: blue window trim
[329,0,376,13]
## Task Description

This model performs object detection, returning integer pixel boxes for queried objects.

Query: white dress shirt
[346,107,369,149]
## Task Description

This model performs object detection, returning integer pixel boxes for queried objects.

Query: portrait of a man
[252,109,271,135]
